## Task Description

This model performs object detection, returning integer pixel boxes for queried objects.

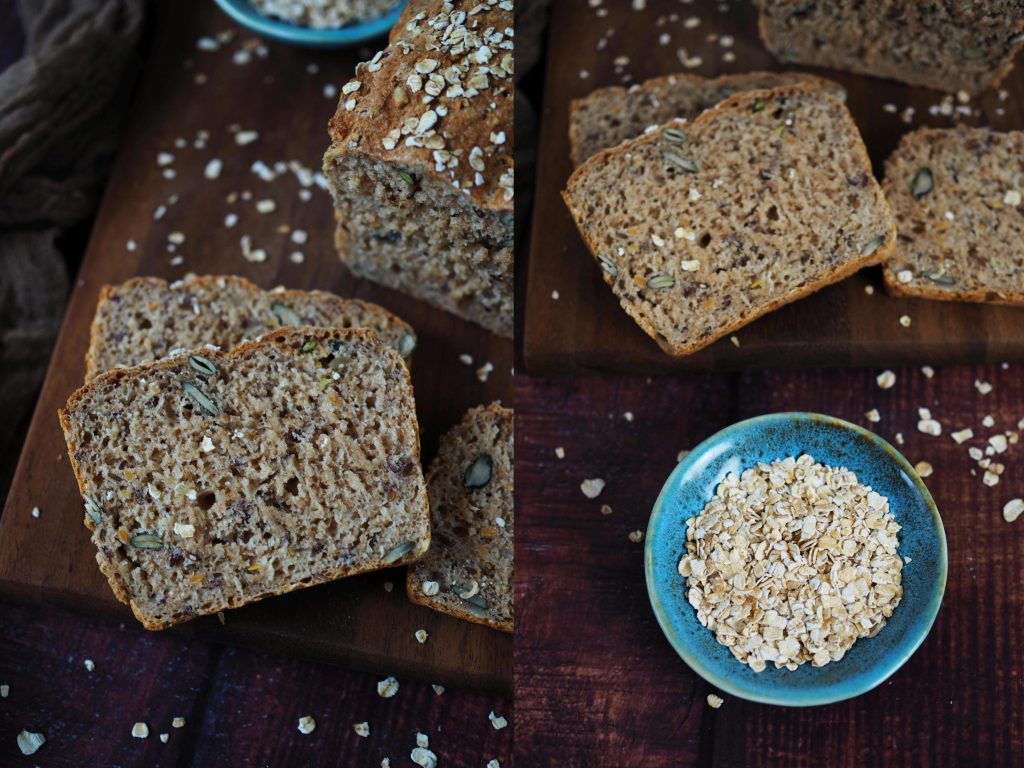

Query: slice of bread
[756,0,1024,96]
[60,327,430,630]
[562,84,897,357]
[85,275,416,380]
[882,126,1024,305]
[569,71,843,168]
[407,403,513,633]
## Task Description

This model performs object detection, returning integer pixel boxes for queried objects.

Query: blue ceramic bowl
[212,0,407,48]
[645,412,946,707]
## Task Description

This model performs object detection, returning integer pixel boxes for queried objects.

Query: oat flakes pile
[678,455,903,672]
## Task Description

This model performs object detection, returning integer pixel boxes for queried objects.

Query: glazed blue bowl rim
[644,411,947,707]
[212,0,407,47]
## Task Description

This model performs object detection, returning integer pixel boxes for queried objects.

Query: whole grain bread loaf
[60,327,430,630]
[85,274,416,380]
[756,0,1024,95]
[569,71,843,168]
[407,403,513,632]
[323,0,514,338]
[882,126,1024,305]
[562,84,896,357]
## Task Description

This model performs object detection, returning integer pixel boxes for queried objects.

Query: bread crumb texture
[408,403,513,632]
[60,327,429,629]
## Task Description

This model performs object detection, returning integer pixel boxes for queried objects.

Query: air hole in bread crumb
[285,477,299,496]
[197,491,216,511]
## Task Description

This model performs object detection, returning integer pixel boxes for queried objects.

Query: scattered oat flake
[476,362,494,382]
[235,130,259,145]
[487,761,500,768]
[917,418,941,436]
[458,353,473,365]
[256,199,276,214]
[983,470,1000,487]
[415,629,428,644]
[31,506,39,518]
[921,366,935,378]
[951,428,974,444]
[894,432,905,445]
[297,715,316,735]
[172,717,185,728]
[624,411,634,422]
[431,684,445,695]
[876,370,896,389]
[489,711,508,730]
[975,380,993,395]
[160,733,169,743]
[411,746,437,768]
[601,504,613,515]
[707,693,724,709]
[17,731,45,755]
[899,315,911,328]
[84,659,95,672]
[580,478,606,498]
[377,676,399,698]
[0,684,8,698]
[204,158,222,179]
[555,446,565,459]
[678,449,690,462]
[982,415,995,428]
[354,722,370,737]
[1003,499,1024,523]
[628,530,644,543]
[384,580,393,592]
[865,409,881,423]
[132,722,149,739]
[914,461,933,478]
[864,285,875,295]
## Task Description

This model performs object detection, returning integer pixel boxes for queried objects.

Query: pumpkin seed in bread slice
[407,403,513,633]
[882,126,1024,305]
[85,274,416,380]
[60,327,430,630]
[562,84,896,357]
[569,71,844,168]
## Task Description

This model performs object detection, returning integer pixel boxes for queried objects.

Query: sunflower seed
[464,454,493,488]
[922,271,955,287]
[598,257,618,277]
[399,333,417,358]
[182,382,220,417]
[383,541,416,564]
[399,171,416,185]
[662,147,698,173]
[661,127,687,144]
[910,168,933,198]
[271,302,302,327]
[646,273,676,289]
[188,355,217,378]
[461,593,489,617]
[130,532,163,550]
[83,494,102,524]
[860,235,886,257]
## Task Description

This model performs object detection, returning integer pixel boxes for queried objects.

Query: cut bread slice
[85,274,416,380]
[882,126,1024,305]
[60,327,430,630]
[756,0,1024,96]
[569,71,843,167]
[407,403,513,633]
[562,84,897,357]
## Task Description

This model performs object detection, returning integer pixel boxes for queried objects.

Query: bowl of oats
[213,0,407,47]
[645,412,946,706]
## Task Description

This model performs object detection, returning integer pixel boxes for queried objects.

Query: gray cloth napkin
[0,0,144,502]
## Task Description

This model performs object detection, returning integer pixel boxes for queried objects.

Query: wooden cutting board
[0,0,511,695]
[523,0,1024,374]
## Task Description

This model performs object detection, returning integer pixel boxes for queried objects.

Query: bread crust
[880,126,1024,306]
[406,403,513,633]
[84,274,416,380]
[563,83,897,357]
[568,70,844,168]
[61,326,430,630]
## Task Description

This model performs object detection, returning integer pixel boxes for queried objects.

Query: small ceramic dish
[212,0,407,48]
[645,412,946,707]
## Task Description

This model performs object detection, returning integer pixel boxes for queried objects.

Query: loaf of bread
[323,0,514,338]
[84,275,415,380]
[569,71,843,168]
[407,403,513,633]
[756,0,1024,95]
[60,327,430,630]
[563,84,896,357]
[882,126,1024,305]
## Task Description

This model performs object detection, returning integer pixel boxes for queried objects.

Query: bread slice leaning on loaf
[85,274,416,380]
[882,126,1024,305]
[408,403,513,633]
[562,84,897,357]
[60,327,430,630]
[322,0,514,339]
[568,70,843,168]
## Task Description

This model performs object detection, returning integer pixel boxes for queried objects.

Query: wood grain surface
[515,366,1024,767]
[0,598,512,767]
[522,0,1024,374]
[0,0,511,695]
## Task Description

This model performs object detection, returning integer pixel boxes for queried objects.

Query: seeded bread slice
[881,126,1024,305]
[562,84,897,357]
[756,0,1024,96]
[569,71,844,168]
[60,327,430,630]
[407,403,513,633]
[85,275,416,380]
[323,0,514,338]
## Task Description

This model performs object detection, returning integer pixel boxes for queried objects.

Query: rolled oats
[677,455,902,672]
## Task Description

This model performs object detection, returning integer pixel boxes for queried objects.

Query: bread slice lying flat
[569,71,843,168]
[60,327,430,630]
[882,126,1024,305]
[563,84,897,357]
[85,274,416,380]
[407,403,513,633]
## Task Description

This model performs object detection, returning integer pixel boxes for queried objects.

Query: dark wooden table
[516,366,1024,767]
